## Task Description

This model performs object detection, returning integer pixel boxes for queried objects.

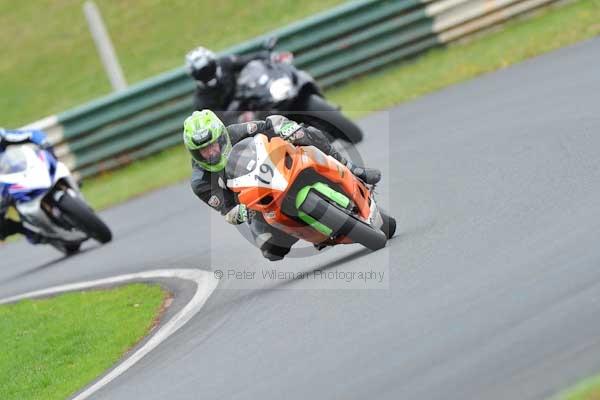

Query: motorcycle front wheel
[56,193,112,244]
[50,240,82,256]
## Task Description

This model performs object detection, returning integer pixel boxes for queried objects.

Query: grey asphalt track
[2,37,600,399]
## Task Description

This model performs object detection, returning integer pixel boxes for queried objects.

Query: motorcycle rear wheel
[290,94,364,144]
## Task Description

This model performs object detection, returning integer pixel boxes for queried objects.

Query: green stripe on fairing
[296,182,350,209]
[298,212,333,237]
[295,182,350,236]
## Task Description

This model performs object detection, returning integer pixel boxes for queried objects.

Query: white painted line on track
[0,269,219,400]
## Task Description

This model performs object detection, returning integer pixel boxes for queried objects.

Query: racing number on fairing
[255,163,274,184]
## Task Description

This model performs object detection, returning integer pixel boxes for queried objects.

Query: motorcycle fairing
[226,134,375,244]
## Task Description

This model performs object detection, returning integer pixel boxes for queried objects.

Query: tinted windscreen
[226,138,257,179]
[0,147,28,174]
[237,60,270,89]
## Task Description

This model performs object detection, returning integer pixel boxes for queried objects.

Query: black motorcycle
[228,39,364,144]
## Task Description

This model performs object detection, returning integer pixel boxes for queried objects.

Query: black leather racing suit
[192,52,268,125]
[190,116,353,261]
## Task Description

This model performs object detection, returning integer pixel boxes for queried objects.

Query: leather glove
[225,204,248,225]
[267,115,303,141]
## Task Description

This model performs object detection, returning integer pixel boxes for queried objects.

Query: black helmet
[185,47,217,83]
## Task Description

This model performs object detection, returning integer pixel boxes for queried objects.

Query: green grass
[82,145,190,209]
[79,0,600,211]
[0,284,167,400]
[557,374,600,399]
[0,0,345,128]
[327,0,600,117]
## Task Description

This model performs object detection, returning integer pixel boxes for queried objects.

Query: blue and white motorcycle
[0,144,112,254]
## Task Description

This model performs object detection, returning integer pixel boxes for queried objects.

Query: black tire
[64,242,82,254]
[284,112,361,164]
[294,94,364,144]
[299,191,387,251]
[50,241,82,256]
[379,209,397,240]
[57,193,112,244]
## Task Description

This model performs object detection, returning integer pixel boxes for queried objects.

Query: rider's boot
[24,230,44,244]
[261,244,292,261]
[0,219,43,244]
[344,161,381,185]
[327,147,381,185]
[283,122,382,185]
[0,219,23,241]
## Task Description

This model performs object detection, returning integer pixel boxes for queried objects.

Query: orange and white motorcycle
[225,133,395,251]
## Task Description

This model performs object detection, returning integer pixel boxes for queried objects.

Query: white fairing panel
[227,136,288,192]
[0,146,51,190]
[1,146,87,243]
[53,161,72,183]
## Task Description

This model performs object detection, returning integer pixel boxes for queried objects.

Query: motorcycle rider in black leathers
[185,46,269,125]
[0,128,53,242]
[183,110,381,261]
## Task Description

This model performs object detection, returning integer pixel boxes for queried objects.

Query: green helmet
[183,110,231,171]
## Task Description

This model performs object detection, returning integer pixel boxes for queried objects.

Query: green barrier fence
[23,0,563,178]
